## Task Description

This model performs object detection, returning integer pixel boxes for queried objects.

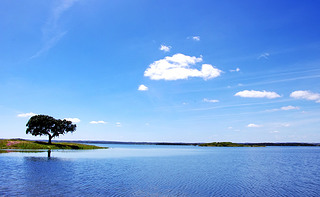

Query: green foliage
[199,142,263,147]
[26,115,76,144]
[0,139,107,150]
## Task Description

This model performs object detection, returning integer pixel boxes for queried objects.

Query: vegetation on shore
[199,142,265,147]
[0,139,107,150]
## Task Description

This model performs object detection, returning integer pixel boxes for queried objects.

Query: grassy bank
[199,142,264,147]
[0,139,107,150]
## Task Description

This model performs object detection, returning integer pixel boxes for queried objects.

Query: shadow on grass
[35,141,80,149]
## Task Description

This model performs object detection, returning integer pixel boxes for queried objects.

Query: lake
[1,144,320,196]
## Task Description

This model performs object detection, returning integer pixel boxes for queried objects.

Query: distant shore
[61,140,319,147]
[199,142,264,147]
[1,139,319,149]
[24,139,319,147]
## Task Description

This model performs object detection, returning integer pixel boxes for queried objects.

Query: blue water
[1,145,320,196]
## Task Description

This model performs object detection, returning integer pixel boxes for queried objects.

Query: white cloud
[30,0,78,59]
[192,36,200,41]
[290,90,320,103]
[17,112,37,118]
[203,98,219,103]
[258,53,270,59]
[116,122,122,127]
[144,53,222,80]
[280,123,290,127]
[159,45,171,52]
[90,121,107,124]
[281,105,300,110]
[268,105,300,112]
[30,32,67,59]
[270,130,279,133]
[247,123,262,128]
[230,67,240,72]
[235,90,281,99]
[51,0,79,21]
[64,118,80,123]
[227,126,240,131]
[138,84,148,91]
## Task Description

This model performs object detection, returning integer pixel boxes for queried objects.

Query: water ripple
[1,146,320,196]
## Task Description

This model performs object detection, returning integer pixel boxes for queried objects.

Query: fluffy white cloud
[159,45,171,52]
[235,90,281,99]
[138,84,148,91]
[247,123,262,128]
[64,118,80,123]
[192,36,200,41]
[90,121,107,124]
[17,112,37,118]
[116,122,121,127]
[144,53,222,80]
[230,67,240,72]
[290,90,320,103]
[203,98,219,103]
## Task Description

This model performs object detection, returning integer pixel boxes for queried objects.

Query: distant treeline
[199,142,263,147]
[6,139,319,147]
[241,143,319,146]
[49,140,319,147]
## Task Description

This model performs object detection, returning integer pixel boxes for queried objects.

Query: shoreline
[3,138,318,147]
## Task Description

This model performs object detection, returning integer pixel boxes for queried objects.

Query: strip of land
[58,140,319,146]
[1,139,318,149]
[199,142,264,147]
[0,139,107,150]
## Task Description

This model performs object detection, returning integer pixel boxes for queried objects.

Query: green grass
[199,142,264,147]
[0,139,107,150]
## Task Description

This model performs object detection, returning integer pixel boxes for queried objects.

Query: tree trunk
[48,135,52,144]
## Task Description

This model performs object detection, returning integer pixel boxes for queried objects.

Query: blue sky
[1,0,320,142]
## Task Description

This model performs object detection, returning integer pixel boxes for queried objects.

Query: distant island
[199,142,264,147]
[0,139,107,150]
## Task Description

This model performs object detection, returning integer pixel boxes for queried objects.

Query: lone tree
[26,115,76,144]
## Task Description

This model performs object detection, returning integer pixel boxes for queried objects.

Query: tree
[26,115,76,144]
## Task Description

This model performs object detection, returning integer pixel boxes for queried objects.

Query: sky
[1,0,320,143]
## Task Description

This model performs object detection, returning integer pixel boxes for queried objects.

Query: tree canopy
[26,115,76,144]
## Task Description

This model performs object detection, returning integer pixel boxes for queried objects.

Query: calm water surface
[1,144,320,196]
